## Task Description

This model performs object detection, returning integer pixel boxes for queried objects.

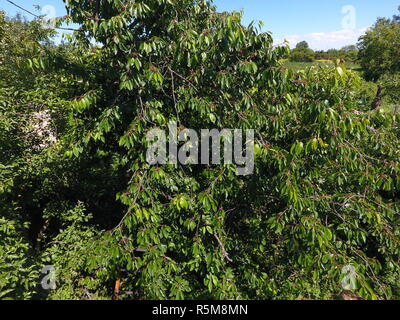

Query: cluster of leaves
[0,11,124,300]
[0,216,39,299]
[40,203,112,300]
[380,73,400,106]
[0,12,54,299]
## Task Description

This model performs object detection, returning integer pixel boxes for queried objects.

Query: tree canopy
[358,16,400,81]
[290,41,315,62]
[296,41,310,49]
[0,0,399,300]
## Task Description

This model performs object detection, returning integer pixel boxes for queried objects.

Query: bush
[380,73,400,106]
[40,203,110,300]
[0,217,39,299]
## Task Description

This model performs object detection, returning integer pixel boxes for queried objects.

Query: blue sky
[0,0,399,49]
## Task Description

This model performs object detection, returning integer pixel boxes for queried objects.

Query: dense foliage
[314,46,358,63]
[0,0,399,300]
[358,10,400,81]
[289,42,358,64]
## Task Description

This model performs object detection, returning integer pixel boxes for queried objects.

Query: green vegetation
[358,8,400,81]
[289,41,315,62]
[283,60,360,72]
[315,45,359,63]
[288,41,359,64]
[0,0,399,301]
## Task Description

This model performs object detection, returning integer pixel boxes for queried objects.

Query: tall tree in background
[296,41,310,49]
[358,16,400,81]
[290,41,315,62]
[358,5,400,108]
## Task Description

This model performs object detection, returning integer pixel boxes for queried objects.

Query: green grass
[283,60,361,72]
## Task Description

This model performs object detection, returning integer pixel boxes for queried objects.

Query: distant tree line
[289,41,358,63]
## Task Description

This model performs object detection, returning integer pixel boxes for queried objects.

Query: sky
[0,0,399,50]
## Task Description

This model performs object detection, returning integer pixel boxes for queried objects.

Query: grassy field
[283,60,361,72]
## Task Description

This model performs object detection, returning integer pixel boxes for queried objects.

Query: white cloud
[275,27,370,50]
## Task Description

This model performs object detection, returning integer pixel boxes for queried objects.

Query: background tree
[341,45,358,62]
[290,41,315,62]
[358,17,400,81]
[296,41,310,49]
